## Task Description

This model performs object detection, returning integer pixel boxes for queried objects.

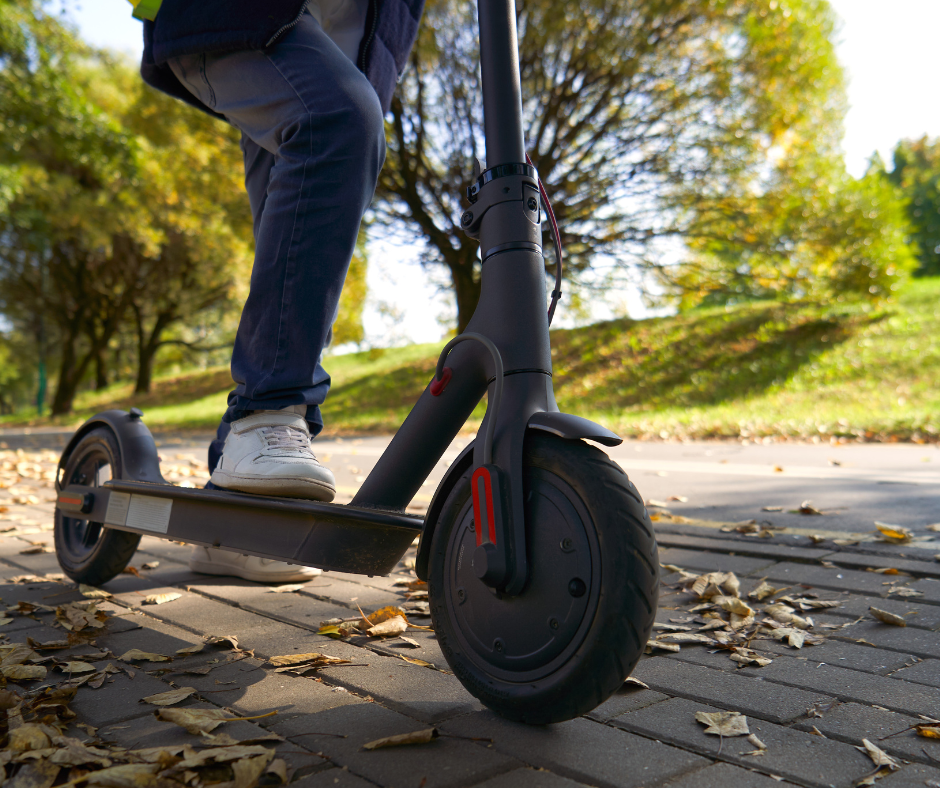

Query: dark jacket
[140,0,424,118]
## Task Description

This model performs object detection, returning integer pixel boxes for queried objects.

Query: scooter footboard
[56,480,422,576]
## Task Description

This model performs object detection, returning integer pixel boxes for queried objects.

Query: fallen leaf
[623,677,649,690]
[748,582,780,601]
[362,728,439,750]
[667,495,688,502]
[886,587,923,598]
[398,636,420,648]
[869,607,906,627]
[399,654,433,667]
[79,584,111,599]
[695,711,750,737]
[794,501,822,515]
[646,639,681,653]
[8,724,51,752]
[19,546,50,555]
[205,635,240,650]
[118,649,172,662]
[875,523,913,543]
[367,615,408,637]
[366,606,409,625]
[5,761,59,788]
[57,662,96,674]
[267,584,306,593]
[916,724,940,739]
[856,738,900,771]
[142,593,182,606]
[657,632,715,644]
[869,567,903,575]
[772,466,783,473]
[747,734,767,750]
[268,653,350,670]
[2,665,47,680]
[762,506,784,512]
[730,648,772,667]
[140,561,160,570]
[714,595,754,616]
[155,708,276,735]
[175,644,204,656]
[926,524,940,533]
[808,534,826,544]
[141,687,196,706]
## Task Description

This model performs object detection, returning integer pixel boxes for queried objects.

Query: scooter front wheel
[428,432,658,724]
[54,427,141,586]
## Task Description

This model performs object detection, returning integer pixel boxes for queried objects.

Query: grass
[4,279,939,441]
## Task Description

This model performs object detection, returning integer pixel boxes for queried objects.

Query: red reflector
[471,466,497,547]
[58,496,82,506]
[430,367,453,396]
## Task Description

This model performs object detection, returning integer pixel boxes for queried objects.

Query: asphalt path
[3,426,937,538]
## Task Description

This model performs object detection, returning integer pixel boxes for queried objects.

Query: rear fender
[56,409,165,489]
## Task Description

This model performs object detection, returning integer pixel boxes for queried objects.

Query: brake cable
[525,153,563,326]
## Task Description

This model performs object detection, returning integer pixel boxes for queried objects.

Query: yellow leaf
[362,728,439,750]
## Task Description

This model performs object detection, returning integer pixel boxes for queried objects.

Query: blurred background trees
[0,0,929,418]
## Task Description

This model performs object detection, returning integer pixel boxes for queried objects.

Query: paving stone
[612,696,873,788]
[792,702,940,765]
[68,661,175,726]
[755,638,918,675]
[825,552,940,580]
[892,658,940,688]
[631,656,832,724]
[762,562,905,596]
[585,686,671,723]
[656,547,776,576]
[737,654,940,718]
[95,615,207,661]
[442,710,709,788]
[298,576,403,611]
[877,763,940,788]
[903,577,940,603]
[280,703,520,788]
[822,592,940,630]
[663,647,743,672]
[661,761,801,788]
[291,769,377,788]
[472,768,592,788]
[832,620,940,659]
[183,580,352,634]
[136,536,195,564]
[97,703,277,750]
[656,531,832,563]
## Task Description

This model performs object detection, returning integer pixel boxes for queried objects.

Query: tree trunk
[134,309,176,394]
[50,334,86,416]
[94,349,108,390]
[449,251,482,333]
[134,346,156,394]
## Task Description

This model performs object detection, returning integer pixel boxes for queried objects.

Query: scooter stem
[478,0,526,165]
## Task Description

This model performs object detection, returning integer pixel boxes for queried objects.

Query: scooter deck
[56,480,423,576]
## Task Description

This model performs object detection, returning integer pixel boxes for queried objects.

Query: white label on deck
[104,491,131,526]
[125,495,172,534]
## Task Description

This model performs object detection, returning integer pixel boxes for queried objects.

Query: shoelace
[260,425,316,457]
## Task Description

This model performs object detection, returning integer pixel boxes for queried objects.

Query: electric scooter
[53,0,659,724]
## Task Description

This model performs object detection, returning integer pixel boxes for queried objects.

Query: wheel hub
[444,468,597,682]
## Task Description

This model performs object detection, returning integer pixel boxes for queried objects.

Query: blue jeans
[167,11,385,472]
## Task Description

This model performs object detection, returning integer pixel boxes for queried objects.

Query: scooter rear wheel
[428,432,658,724]
[54,427,141,586]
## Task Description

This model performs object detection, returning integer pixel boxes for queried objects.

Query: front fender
[56,409,165,489]
[414,411,622,580]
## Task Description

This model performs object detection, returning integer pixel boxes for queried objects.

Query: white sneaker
[189,546,321,583]
[210,407,336,501]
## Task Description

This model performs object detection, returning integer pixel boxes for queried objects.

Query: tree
[332,226,369,347]
[377,0,857,330]
[882,137,940,277]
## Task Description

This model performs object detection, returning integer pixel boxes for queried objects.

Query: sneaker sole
[188,558,321,583]
[210,471,336,502]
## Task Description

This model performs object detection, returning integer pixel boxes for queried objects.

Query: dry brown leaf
[2,665,47,681]
[399,636,420,648]
[267,584,306,594]
[875,523,913,544]
[657,632,715,644]
[869,607,906,627]
[8,724,52,752]
[175,644,204,656]
[623,677,649,690]
[857,738,900,771]
[746,734,767,750]
[154,708,227,735]
[140,561,160,570]
[57,662,96,674]
[118,649,172,662]
[78,584,111,599]
[367,615,408,637]
[729,648,772,667]
[916,725,940,739]
[695,711,750,737]
[366,606,409,625]
[794,500,822,515]
[362,728,439,750]
[748,582,780,601]
[5,760,59,788]
[714,596,754,616]
[206,635,240,650]
[869,567,902,575]
[142,593,182,606]
[141,687,196,706]
[646,639,681,653]
[268,653,350,671]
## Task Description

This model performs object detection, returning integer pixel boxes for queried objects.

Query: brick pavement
[1,446,940,787]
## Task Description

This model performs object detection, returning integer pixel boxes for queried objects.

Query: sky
[63,0,940,345]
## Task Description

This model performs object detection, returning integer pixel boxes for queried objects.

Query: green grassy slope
[5,280,939,441]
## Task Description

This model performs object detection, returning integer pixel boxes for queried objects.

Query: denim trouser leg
[167,12,386,472]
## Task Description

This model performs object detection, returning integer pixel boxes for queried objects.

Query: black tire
[54,427,141,586]
[428,431,658,724]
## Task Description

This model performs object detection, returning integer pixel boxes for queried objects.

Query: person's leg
[171,12,384,490]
